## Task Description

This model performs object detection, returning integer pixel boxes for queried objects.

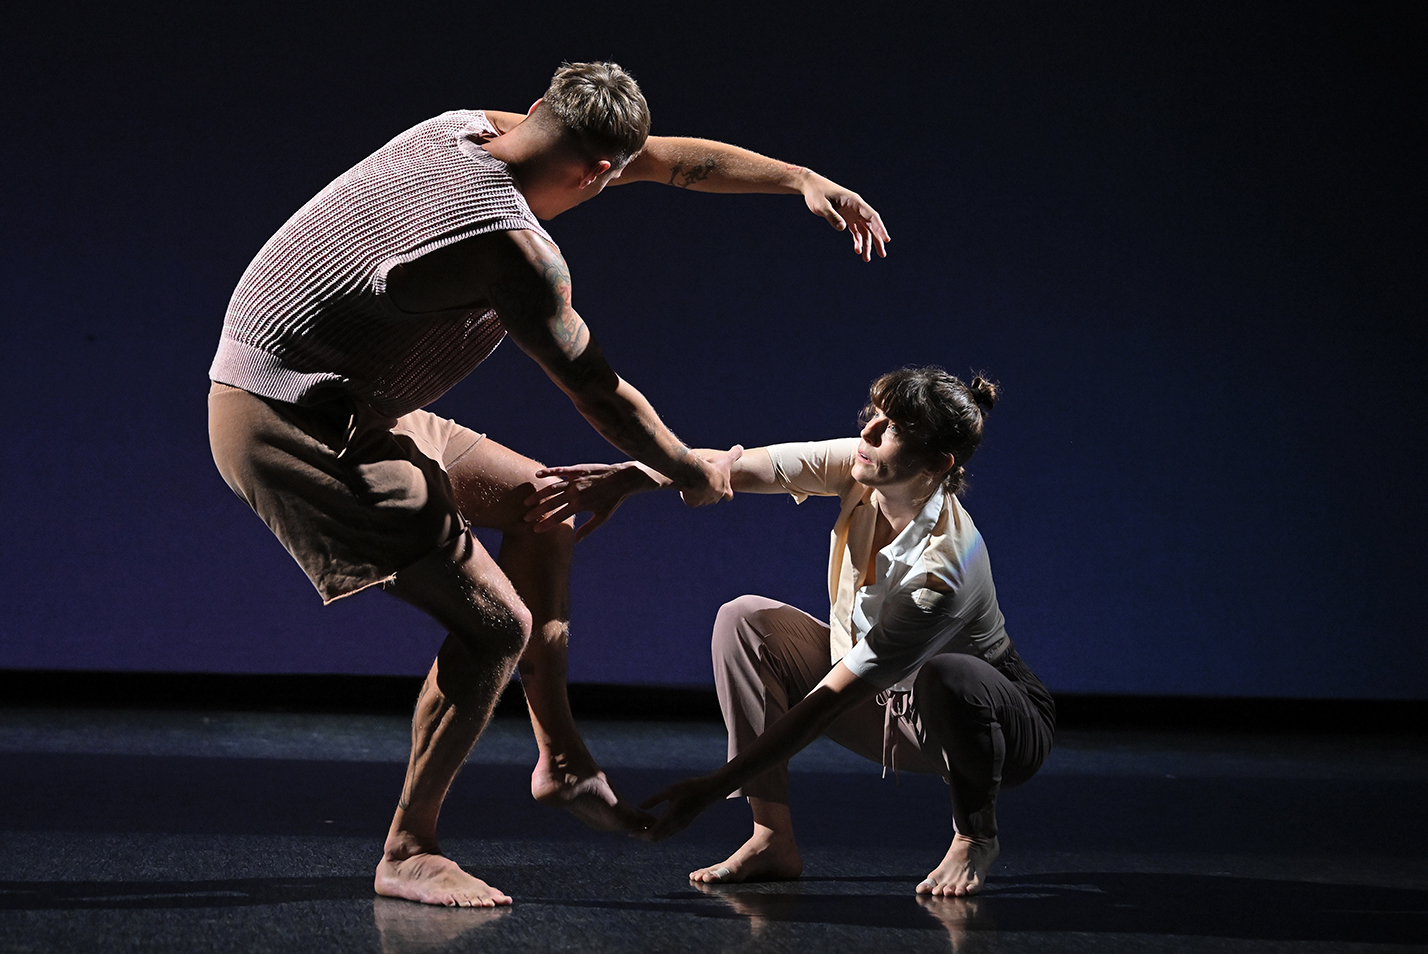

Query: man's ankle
[383,830,438,862]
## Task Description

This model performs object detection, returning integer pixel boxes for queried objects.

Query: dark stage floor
[1,707,1425,953]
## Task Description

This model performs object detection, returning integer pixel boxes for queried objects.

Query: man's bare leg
[690,797,803,884]
[500,528,651,830]
[916,833,999,897]
[450,438,647,831]
[375,535,529,906]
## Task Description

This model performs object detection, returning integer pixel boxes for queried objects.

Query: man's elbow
[559,358,620,403]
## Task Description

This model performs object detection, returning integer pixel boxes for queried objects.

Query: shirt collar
[878,487,947,564]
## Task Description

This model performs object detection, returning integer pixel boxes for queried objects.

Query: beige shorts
[208,382,484,603]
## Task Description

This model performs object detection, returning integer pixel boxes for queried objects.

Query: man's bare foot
[531,762,653,833]
[690,826,803,884]
[916,833,999,897]
[375,851,512,907]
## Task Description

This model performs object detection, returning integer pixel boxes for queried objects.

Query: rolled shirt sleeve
[766,438,860,503]
[840,579,964,690]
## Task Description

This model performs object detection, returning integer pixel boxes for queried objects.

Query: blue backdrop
[1,0,1422,698]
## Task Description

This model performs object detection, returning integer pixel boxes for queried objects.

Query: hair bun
[968,374,999,412]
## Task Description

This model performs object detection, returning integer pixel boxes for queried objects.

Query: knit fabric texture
[210,110,555,417]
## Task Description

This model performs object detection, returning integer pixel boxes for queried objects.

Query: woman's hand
[635,774,727,842]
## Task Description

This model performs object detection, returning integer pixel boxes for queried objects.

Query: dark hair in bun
[862,366,999,496]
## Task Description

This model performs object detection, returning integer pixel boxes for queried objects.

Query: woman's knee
[915,654,997,719]
[712,595,769,655]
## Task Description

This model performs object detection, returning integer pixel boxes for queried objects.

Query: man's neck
[480,127,533,186]
[482,125,585,220]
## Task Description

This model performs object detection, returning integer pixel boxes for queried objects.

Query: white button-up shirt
[767,438,1009,690]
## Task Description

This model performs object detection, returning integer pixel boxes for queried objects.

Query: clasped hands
[523,445,742,542]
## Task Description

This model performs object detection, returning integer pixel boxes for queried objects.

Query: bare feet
[690,825,803,884]
[531,761,653,833]
[375,851,511,907]
[916,833,999,897]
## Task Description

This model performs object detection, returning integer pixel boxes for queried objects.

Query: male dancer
[208,62,888,907]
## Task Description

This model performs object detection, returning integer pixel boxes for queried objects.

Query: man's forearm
[637,137,810,194]
[568,374,711,491]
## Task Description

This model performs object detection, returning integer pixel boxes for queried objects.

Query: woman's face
[853,409,937,488]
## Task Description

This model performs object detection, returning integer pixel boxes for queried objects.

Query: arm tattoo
[552,308,590,356]
[489,249,588,361]
[669,158,718,188]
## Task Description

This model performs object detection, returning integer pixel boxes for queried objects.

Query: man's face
[853,409,933,487]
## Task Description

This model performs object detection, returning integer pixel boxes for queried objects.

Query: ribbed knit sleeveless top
[209,110,555,418]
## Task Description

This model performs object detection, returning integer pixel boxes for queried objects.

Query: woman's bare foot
[690,825,803,884]
[915,833,999,897]
[375,851,511,907]
[531,761,653,832]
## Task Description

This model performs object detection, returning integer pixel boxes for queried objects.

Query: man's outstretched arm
[484,229,736,506]
[616,136,890,261]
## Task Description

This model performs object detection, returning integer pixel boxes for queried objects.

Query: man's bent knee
[385,534,533,662]
[460,596,531,662]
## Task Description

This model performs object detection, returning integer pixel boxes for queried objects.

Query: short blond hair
[539,61,650,166]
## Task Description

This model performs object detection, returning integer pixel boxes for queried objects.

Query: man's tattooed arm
[668,157,719,188]
[486,233,719,501]
[488,248,590,370]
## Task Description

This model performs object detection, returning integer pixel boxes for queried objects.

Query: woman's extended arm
[636,662,882,840]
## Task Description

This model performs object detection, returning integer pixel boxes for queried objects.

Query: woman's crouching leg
[711,595,833,802]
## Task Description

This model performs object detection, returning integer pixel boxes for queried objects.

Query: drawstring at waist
[876,688,916,780]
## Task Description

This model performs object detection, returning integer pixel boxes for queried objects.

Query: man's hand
[677,445,743,509]
[801,172,890,262]
[527,445,743,540]
[525,462,652,541]
[635,774,726,842]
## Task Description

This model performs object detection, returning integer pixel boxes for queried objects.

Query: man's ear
[578,159,613,190]
[527,97,543,116]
